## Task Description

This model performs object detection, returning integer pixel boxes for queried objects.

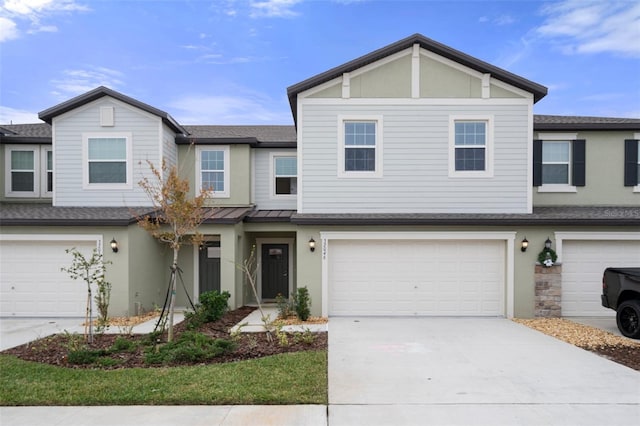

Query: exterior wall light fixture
[309,238,316,252]
[521,237,529,252]
[544,237,552,250]
[110,238,119,253]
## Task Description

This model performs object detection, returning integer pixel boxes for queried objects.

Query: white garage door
[562,240,640,317]
[0,239,97,317]
[328,239,505,316]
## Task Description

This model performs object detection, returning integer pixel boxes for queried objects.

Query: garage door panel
[328,239,505,316]
[562,240,640,317]
[1,240,96,317]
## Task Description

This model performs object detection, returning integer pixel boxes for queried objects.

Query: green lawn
[0,351,327,406]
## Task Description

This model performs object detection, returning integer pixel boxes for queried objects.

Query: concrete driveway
[328,317,640,426]
[0,318,84,351]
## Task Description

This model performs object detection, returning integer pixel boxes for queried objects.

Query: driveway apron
[328,317,640,426]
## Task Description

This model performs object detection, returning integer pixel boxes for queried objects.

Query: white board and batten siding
[298,103,531,214]
[253,149,297,210]
[556,233,640,317]
[53,97,165,207]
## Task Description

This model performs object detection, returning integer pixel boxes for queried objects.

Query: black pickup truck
[601,267,640,339]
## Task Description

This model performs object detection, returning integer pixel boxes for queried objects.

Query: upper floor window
[83,133,132,189]
[542,141,571,184]
[624,138,640,191]
[455,121,486,171]
[338,116,383,178]
[533,136,585,192]
[4,145,52,198]
[197,146,229,197]
[273,156,297,196]
[449,116,493,177]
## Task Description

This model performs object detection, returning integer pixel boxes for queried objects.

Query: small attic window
[100,107,115,127]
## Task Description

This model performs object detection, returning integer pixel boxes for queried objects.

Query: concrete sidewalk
[0,405,327,426]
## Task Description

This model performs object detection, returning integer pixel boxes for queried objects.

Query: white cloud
[0,16,18,41]
[0,105,40,124]
[168,91,292,125]
[537,0,640,57]
[50,67,124,98]
[249,0,301,18]
[0,0,89,42]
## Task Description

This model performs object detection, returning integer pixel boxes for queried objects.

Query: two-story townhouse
[1,34,638,320]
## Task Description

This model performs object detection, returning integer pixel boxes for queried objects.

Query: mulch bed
[2,307,327,369]
[514,318,640,371]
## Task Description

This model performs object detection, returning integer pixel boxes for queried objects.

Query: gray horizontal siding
[299,103,530,213]
[253,148,297,210]
[54,97,161,207]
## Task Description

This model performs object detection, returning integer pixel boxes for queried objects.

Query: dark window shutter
[624,139,639,186]
[533,139,542,186]
[571,139,586,187]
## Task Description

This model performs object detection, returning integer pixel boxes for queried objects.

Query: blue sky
[1,0,639,125]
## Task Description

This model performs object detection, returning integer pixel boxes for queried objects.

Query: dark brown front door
[261,243,289,299]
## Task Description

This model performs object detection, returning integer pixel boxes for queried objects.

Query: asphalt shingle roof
[0,203,150,226]
[291,206,640,226]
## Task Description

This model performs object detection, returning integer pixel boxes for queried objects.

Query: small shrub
[186,290,231,328]
[293,328,316,345]
[111,336,136,353]
[62,331,86,352]
[199,290,231,322]
[275,293,294,319]
[67,348,107,365]
[275,324,289,347]
[144,331,236,365]
[294,287,311,321]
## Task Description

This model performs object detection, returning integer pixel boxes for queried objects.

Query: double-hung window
[273,156,297,196]
[338,116,382,177]
[4,145,52,198]
[197,146,229,197]
[542,141,571,184]
[624,138,640,190]
[449,116,493,177]
[533,135,585,191]
[83,133,132,188]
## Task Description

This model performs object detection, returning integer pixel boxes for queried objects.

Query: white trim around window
[196,145,230,198]
[635,136,640,193]
[337,115,383,178]
[269,153,297,199]
[4,144,52,198]
[448,115,494,178]
[82,132,133,190]
[538,139,576,193]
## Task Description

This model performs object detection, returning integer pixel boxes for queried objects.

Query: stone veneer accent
[534,264,562,317]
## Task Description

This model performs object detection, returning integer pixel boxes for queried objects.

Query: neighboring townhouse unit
[1,34,639,320]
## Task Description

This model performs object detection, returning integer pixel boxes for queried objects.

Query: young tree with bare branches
[137,159,209,342]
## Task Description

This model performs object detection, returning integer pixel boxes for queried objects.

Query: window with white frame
[197,146,229,197]
[45,150,53,193]
[83,134,131,188]
[338,117,382,177]
[637,140,640,184]
[273,156,297,196]
[449,117,493,177]
[542,141,571,185]
[454,121,486,171]
[4,145,52,198]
